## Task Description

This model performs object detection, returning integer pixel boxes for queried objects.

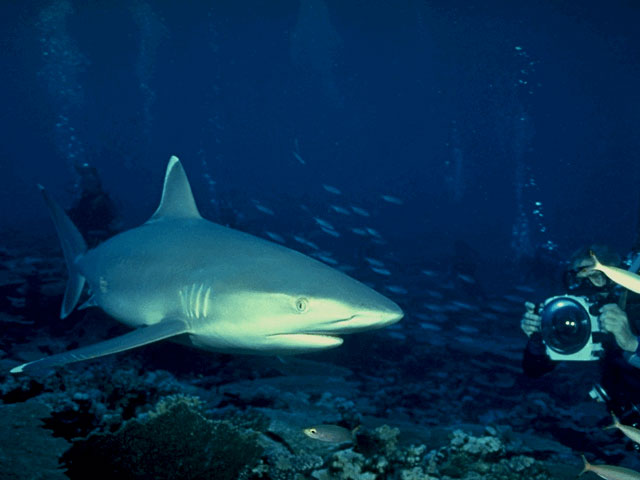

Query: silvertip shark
[11,156,403,374]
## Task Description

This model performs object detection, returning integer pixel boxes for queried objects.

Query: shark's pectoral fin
[10,319,190,375]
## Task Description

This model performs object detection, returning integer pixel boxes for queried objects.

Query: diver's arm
[520,302,541,337]
[523,333,556,378]
[600,303,640,368]
[520,302,555,377]
[600,304,639,352]
[624,350,640,369]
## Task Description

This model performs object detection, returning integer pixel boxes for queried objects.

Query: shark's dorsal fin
[149,156,201,222]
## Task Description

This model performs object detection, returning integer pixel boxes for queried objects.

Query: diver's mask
[563,268,607,295]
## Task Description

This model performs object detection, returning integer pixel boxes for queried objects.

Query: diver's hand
[521,301,542,337]
[599,304,639,352]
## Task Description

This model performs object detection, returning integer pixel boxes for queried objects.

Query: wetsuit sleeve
[522,333,556,378]
[625,302,640,368]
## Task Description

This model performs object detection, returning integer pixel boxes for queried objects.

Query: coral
[433,429,551,480]
[62,394,262,480]
[0,399,70,480]
[313,450,376,480]
[307,425,552,480]
[450,429,505,458]
[374,424,401,457]
[399,467,437,480]
[309,424,417,479]
[18,362,202,441]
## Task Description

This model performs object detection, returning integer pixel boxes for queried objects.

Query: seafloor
[0,240,637,480]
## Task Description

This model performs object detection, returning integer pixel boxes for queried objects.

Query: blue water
[1,1,640,478]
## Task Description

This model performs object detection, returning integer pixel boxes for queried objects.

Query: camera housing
[539,295,604,361]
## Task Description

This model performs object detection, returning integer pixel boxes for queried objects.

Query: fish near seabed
[11,156,403,374]
[604,412,640,444]
[579,455,640,480]
[303,424,356,444]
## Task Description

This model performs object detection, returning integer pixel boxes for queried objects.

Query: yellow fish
[302,424,355,444]
[605,412,640,444]
[589,251,640,294]
[579,455,640,480]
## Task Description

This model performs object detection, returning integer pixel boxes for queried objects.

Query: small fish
[264,231,285,243]
[605,412,640,444]
[487,301,513,313]
[293,151,305,165]
[451,300,478,311]
[365,227,382,238]
[351,206,370,217]
[293,235,319,250]
[425,290,444,299]
[457,273,476,284]
[313,254,338,265]
[450,301,477,311]
[254,204,275,216]
[305,240,320,250]
[330,205,351,215]
[351,228,368,236]
[514,285,535,293]
[381,195,404,205]
[303,424,355,443]
[590,252,640,294]
[337,264,356,273]
[579,455,640,479]
[480,311,499,321]
[314,217,334,229]
[322,184,342,195]
[456,325,479,334]
[503,294,527,304]
[387,331,406,341]
[456,336,475,344]
[386,285,408,295]
[364,257,385,267]
[371,267,391,276]
[320,226,341,238]
[422,303,447,312]
[420,322,442,331]
[421,269,437,277]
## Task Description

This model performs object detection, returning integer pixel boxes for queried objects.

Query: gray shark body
[11,156,403,374]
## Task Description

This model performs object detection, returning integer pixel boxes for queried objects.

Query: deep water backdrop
[2,0,639,287]
[2,2,640,478]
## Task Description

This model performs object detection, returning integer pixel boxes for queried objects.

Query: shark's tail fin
[39,185,87,318]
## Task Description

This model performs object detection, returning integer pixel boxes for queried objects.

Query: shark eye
[295,297,309,313]
[309,428,317,435]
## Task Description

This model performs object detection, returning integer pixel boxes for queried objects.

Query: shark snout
[322,300,404,334]
[359,301,404,328]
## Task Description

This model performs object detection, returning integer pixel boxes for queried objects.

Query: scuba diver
[66,162,119,247]
[520,244,640,423]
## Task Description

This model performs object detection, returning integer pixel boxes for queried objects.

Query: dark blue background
[1,0,639,287]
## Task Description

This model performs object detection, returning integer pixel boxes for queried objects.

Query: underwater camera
[539,295,605,361]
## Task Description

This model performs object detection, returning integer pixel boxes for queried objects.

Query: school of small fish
[244,153,640,477]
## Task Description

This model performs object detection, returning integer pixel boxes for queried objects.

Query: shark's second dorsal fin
[149,156,201,222]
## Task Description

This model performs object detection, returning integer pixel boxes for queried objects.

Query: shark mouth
[265,333,344,350]
[319,311,402,333]
[266,311,403,350]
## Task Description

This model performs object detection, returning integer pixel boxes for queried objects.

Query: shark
[11,156,403,374]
